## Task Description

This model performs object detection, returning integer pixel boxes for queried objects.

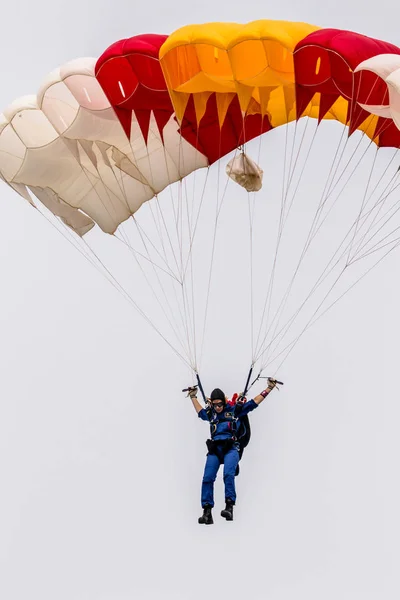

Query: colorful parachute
[2,19,400,377]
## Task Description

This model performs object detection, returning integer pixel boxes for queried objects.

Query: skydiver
[187,379,279,524]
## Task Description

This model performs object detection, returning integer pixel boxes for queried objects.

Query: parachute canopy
[4,20,400,236]
[3,19,400,376]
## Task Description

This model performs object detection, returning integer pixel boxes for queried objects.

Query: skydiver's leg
[222,446,240,504]
[201,453,221,508]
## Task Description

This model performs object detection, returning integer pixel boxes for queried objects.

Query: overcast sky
[1,1,400,599]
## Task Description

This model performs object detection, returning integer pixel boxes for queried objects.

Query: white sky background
[1,1,400,599]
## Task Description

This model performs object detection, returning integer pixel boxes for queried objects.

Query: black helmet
[210,388,226,405]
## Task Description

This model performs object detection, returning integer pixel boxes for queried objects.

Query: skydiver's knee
[202,472,217,484]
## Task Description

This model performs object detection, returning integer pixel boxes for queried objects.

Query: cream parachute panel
[36,58,155,233]
[38,58,208,222]
[0,97,96,236]
[0,114,36,205]
[354,54,400,128]
[0,58,209,236]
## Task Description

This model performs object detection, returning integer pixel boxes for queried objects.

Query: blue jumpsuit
[198,400,258,507]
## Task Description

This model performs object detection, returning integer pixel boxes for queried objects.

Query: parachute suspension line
[248,191,255,362]
[75,139,183,296]
[112,235,179,280]
[54,141,184,299]
[350,180,400,263]
[35,202,192,369]
[112,164,179,281]
[181,126,211,281]
[253,122,340,363]
[254,118,292,368]
[141,141,182,281]
[350,69,382,142]
[162,124,214,371]
[181,168,212,372]
[268,235,400,374]
[188,127,203,234]
[349,157,400,262]
[122,123,192,371]
[259,170,397,370]
[34,203,119,287]
[123,218,180,278]
[281,116,317,231]
[57,137,140,239]
[30,161,182,361]
[147,200,173,272]
[182,168,210,280]
[198,126,225,369]
[346,147,378,264]
[178,180,198,371]
[257,139,369,365]
[351,224,400,263]
[80,237,193,370]
[129,135,197,370]
[252,111,312,367]
[154,128,198,368]
[118,216,196,365]
[148,137,198,364]
[259,141,400,369]
[346,167,400,261]
[157,139,183,266]
[259,125,356,359]
[254,120,378,367]
[117,215,189,342]
[198,125,244,370]
[181,130,212,371]
[278,123,371,305]
[254,104,314,365]
[176,127,211,372]
[182,176,199,370]
[112,137,197,366]
[315,112,377,214]
[175,183,197,370]
[308,136,376,249]
[312,238,400,325]
[254,115,319,363]
[247,127,266,364]
[266,266,345,371]
[281,118,302,224]
[350,149,400,259]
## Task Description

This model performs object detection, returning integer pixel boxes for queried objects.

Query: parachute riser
[241,366,254,399]
[182,373,207,404]
[248,372,284,393]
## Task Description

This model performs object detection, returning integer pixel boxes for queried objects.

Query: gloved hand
[237,392,247,403]
[267,377,277,389]
[187,386,198,399]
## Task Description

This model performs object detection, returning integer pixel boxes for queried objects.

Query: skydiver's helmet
[210,388,226,406]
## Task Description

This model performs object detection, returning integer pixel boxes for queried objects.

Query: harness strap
[209,405,240,441]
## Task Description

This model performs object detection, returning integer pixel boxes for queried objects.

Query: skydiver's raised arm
[187,387,204,414]
[253,378,279,405]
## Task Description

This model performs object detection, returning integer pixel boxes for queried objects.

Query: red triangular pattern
[348,104,371,136]
[135,109,151,143]
[318,93,341,122]
[153,110,172,142]
[295,86,315,120]
[114,106,132,139]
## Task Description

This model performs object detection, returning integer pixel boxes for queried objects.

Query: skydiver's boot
[221,499,234,521]
[198,505,213,525]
